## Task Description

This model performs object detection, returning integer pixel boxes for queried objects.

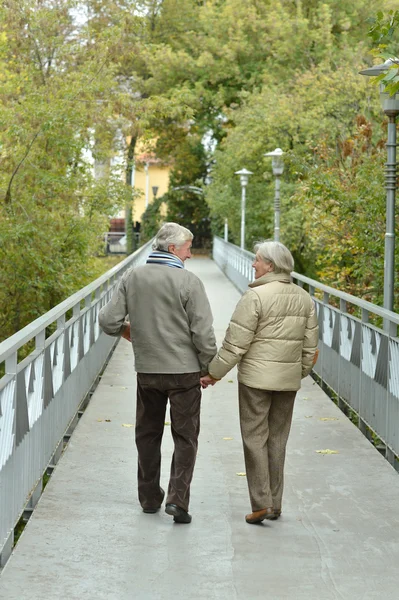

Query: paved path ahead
[1,258,399,600]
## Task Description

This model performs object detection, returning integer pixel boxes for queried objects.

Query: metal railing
[213,237,399,469]
[0,240,153,566]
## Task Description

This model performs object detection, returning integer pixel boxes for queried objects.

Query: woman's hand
[200,374,219,389]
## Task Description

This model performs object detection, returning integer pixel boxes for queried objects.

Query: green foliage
[368,9,399,47]
[140,195,165,244]
[2,0,398,344]
[366,9,399,95]
[160,133,212,247]
[293,115,399,308]
[0,1,129,341]
[166,188,212,248]
[205,63,382,258]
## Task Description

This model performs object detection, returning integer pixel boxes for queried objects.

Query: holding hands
[200,374,219,389]
[121,323,131,342]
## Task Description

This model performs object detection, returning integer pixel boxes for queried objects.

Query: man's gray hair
[254,240,294,274]
[153,222,193,251]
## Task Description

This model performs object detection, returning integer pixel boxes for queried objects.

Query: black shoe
[165,503,192,524]
[142,488,165,514]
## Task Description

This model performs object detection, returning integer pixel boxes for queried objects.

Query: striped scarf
[146,250,184,269]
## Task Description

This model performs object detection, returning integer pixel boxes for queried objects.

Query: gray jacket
[98,264,217,375]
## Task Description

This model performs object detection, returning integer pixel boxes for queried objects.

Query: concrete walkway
[1,258,399,599]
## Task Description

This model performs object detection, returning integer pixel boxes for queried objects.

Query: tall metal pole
[224,218,228,242]
[240,184,246,249]
[274,176,281,241]
[359,61,399,329]
[235,169,252,250]
[384,113,397,317]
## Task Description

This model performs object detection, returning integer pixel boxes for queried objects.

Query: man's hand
[200,374,219,389]
[312,348,319,366]
[121,323,131,342]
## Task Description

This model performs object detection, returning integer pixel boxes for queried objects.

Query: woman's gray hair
[254,240,294,274]
[153,222,193,251]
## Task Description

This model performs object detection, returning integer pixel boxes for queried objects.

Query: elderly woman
[202,241,318,524]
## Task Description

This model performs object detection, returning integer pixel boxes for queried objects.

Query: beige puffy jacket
[208,272,319,391]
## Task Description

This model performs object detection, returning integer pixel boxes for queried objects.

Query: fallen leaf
[223,437,233,440]
[302,397,309,400]
[316,449,339,454]
[319,417,339,421]
[165,421,171,426]
[122,423,134,428]
[236,472,246,476]
[228,380,234,383]
[105,419,111,422]
[96,419,103,422]
[305,415,313,418]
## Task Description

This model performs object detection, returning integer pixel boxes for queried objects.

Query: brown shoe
[267,509,282,521]
[245,507,274,524]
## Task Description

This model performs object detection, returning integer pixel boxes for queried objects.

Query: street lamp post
[264,148,284,241]
[360,59,399,322]
[235,168,253,249]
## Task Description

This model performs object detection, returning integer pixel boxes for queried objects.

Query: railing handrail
[292,272,399,324]
[215,237,399,325]
[0,239,154,363]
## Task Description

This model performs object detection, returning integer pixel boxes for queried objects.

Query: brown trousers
[238,383,296,512]
[135,372,201,512]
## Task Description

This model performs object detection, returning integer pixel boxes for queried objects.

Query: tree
[0,1,129,340]
[205,62,382,255]
[1,0,395,341]
[140,195,164,243]
[292,116,398,310]
[157,130,212,247]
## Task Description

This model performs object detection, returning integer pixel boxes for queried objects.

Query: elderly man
[99,222,216,524]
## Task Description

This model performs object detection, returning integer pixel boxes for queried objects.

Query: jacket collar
[249,272,291,288]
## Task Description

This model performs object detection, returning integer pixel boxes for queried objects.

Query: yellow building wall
[132,164,170,223]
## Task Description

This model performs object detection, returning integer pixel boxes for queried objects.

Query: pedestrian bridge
[1,240,399,599]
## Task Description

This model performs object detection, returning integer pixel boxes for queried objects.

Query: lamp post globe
[264,148,285,241]
[359,59,399,325]
[235,168,253,250]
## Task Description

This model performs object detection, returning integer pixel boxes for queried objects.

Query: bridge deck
[1,258,399,599]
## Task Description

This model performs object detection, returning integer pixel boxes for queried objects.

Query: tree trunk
[125,134,137,254]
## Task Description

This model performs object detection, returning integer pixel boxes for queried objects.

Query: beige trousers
[238,383,296,512]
